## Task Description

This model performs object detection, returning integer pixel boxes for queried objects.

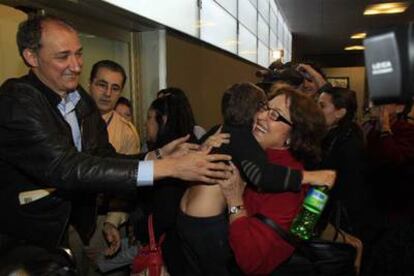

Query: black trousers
[176,211,233,276]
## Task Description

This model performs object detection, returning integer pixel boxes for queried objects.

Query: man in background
[69,60,141,275]
[89,60,140,154]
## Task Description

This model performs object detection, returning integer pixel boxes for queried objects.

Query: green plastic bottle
[290,186,329,240]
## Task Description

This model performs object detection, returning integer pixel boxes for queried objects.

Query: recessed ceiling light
[351,32,367,39]
[345,45,365,51]
[364,2,410,15]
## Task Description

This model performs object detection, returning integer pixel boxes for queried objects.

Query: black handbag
[254,213,357,276]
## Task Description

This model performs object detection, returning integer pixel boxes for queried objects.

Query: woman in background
[157,87,206,139]
[137,91,199,275]
[317,88,369,236]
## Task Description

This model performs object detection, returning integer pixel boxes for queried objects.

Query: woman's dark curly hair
[147,92,196,150]
[269,86,327,164]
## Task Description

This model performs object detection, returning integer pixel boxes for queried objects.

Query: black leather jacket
[0,72,140,249]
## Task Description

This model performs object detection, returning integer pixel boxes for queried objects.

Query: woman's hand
[302,170,336,190]
[320,224,363,275]
[149,135,200,160]
[341,231,363,275]
[218,163,246,207]
[218,163,247,222]
[201,126,230,150]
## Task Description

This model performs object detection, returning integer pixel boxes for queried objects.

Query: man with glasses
[89,60,140,155]
[71,60,140,275]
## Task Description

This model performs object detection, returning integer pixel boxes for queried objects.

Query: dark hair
[323,87,357,125]
[89,60,127,88]
[116,96,132,109]
[156,87,197,124]
[269,87,326,163]
[17,15,76,66]
[157,87,186,98]
[148,92,196,150]
[221,82,266,126]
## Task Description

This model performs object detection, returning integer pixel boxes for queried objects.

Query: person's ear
[335,107,347,120]
[22,49,39,68]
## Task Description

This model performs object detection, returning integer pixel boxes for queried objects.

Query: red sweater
[229,148,306,275]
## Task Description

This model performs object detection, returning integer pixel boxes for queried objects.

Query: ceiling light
[351,32,367,39]
[364,2,410,15]
[345,45,365,51]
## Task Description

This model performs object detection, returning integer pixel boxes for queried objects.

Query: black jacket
[0,72,141,249]
[319,122,370,234]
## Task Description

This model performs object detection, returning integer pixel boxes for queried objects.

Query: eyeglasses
[93,80,122,94]
[258,101,293,127]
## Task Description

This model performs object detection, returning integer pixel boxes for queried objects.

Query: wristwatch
[155,148,162,159]
[228,205,245,215]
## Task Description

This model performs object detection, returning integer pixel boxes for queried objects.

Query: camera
[256,61,304,89]
[364,22,414,104]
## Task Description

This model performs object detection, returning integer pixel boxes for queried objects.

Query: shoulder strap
[147,214,165,250]
[254,213,301,248]
[254,213,319,263]
[148,214,156,250]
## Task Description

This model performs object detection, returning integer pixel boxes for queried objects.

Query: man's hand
[154,148,232,183]
[103,222,121,256]
[302,170,336,190]
[297,63,327,89]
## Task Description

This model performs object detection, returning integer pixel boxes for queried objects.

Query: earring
[284,138,291,146]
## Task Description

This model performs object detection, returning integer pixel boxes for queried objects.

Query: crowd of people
[0,14,413,276]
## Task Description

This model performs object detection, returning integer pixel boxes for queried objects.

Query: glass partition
[201,0,238,54]
[102,0,294,66]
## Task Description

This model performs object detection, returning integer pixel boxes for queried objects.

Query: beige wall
[0,5,27,83]
[323,67,366,121]
[166,33,262,130]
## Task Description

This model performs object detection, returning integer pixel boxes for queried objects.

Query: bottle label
[303,188,328,214]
